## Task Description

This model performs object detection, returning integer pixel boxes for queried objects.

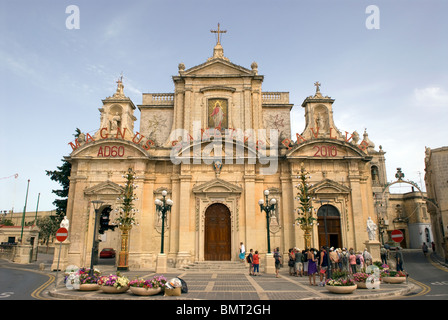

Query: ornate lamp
[155,190,173,254]
[259,189,277,254]
[89,200,104,276]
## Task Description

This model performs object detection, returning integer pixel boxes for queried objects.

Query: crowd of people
[240,241,409,285]
[280,246,378,286]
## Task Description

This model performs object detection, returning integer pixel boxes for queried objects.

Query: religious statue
[366,217,377,241]
[60,216,70,230]
[111,112,121,131]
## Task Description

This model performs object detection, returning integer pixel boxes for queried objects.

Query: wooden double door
[317,204,342,249]
[204,203,231,261]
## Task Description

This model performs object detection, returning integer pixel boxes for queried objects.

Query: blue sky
[1,0,447,212]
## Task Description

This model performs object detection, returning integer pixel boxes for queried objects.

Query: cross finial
[210,23,227,45]
[314,81,321,92]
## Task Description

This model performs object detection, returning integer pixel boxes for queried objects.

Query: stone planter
[100,285,129,294]
[78,283,100,291]
[326,284,357,294]
[354,281,367,289]
[382,276,406,284]
[130,286,162,296]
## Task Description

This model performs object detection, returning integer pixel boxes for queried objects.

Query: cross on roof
[210,23,227,45]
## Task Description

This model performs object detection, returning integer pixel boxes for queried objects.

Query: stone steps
[180,261,248,272]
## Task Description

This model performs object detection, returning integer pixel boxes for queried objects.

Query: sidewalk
[31,255,414,300]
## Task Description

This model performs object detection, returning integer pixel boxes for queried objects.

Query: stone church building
[62,29,391,271]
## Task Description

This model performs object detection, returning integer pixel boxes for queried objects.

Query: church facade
[64,32,388,270]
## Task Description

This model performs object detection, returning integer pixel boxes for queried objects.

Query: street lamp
[89,200,104,276]
[155,190,173,254]
[259,189,277,254]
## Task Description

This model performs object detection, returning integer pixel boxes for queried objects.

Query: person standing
[253,250,260,276]
[349,248,357,274]
[355,251,364,272]
[295,248,303,277]
[302,249,309,276]
[319,246,328,285]
[308,248,318,286]
[340,248,349,272]
[380,245,388,265]
[273,247,282,278]
[431,241,436,252]
[247,249,254,275]
[239,242,245,262]
[288,248,295,276]
[422,242,428,257]
[329,247,339,272]
[363,248,372,267]
[396,247,404,271]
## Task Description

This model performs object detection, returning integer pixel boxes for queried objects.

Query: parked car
[100,248,116,258]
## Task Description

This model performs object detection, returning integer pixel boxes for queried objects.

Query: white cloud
[413,86,448,109]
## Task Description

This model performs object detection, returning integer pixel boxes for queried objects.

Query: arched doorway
[317,204,342,249]
[204,203,231,260]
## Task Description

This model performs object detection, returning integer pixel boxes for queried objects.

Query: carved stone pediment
[192,178,242,195]
[181,59,253,78]
[84,181,124,196]
[309,179,351,195]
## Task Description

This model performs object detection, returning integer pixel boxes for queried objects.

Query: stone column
[13,245,32,264]
[51,241,70,271]
[176,174,193,267]
[364,240,381,262]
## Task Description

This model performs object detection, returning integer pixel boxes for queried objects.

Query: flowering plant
[325,278,356,286]
[353,272,370,283]
[78,267,101,284]
[129,275,167,289]
[381,270,406,278]
[98,273,130,289]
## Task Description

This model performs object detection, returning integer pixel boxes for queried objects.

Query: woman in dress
[307,248,318,286]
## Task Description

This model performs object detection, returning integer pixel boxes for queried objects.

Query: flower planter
[382,276,406,284]
[130,286,162,296]
[78,283,100,291]
[100,285,129,294]
[354,281,367,289]
[326,284,357,294]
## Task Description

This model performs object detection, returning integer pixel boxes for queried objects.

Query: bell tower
[300,82,343,140]
[96,76,137,140]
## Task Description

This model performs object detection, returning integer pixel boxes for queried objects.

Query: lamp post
[20,179,30,243]
[155,190,173,254]
[89,200,104,276]
[259,189,277,254]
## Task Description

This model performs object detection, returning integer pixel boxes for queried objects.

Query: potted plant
[353,272,370,289]
[77,267,101,291]
[98,273,130,293]
[129,275,167,296]
[325,278,357,294]
[381,270,407,283]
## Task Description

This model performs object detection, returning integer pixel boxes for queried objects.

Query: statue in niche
[111,112,121,131]
[314,110,328,132]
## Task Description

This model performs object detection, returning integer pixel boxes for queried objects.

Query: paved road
[395,250,448,300]
[0,260,54,300]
